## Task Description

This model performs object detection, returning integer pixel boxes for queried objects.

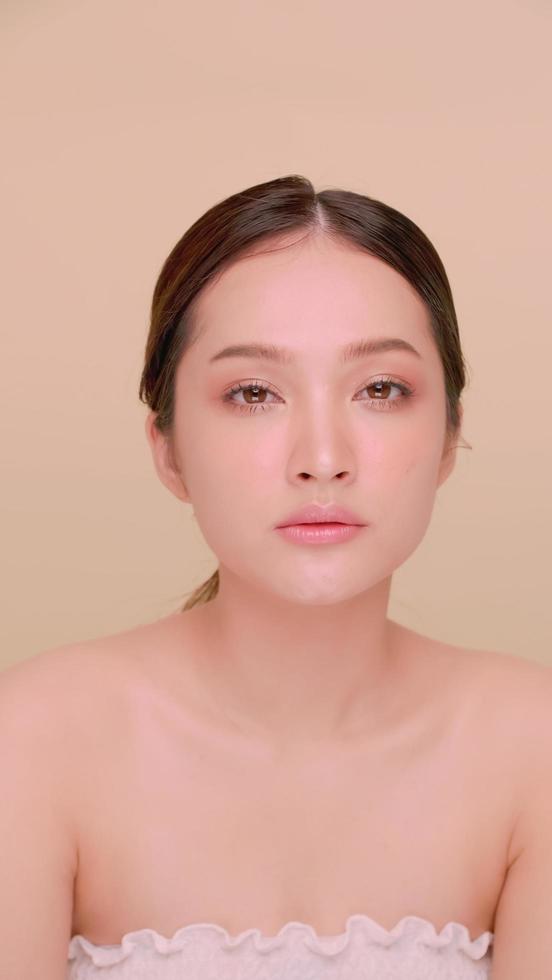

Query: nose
[298,468,350,482]
[287,406,357,487]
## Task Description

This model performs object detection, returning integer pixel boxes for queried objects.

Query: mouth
[288,521,355,527]
[275,502,366,528]
[275,521,366,544]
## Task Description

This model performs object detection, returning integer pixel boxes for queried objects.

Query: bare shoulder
[0,613,183,730]
[478,645,552,791]
[447,641,552,860]
[396,622,551,714]
[0,640,94,723]
[437,638,552,734]
[0,632,127,742]
[1,633,120,712]
[457,642,552,712]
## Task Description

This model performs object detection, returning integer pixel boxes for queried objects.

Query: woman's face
[147,232,460,605]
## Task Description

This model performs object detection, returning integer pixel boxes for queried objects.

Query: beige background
[1,0,550,670]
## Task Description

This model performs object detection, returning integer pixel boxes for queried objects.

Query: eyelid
[222,375,415,396]
[221,375,416,413]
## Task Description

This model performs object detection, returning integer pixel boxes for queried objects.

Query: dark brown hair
[139,174,470,611]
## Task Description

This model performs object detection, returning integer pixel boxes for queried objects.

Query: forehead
[187,233,434,360]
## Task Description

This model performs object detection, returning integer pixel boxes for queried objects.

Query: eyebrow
[209,336,422,366]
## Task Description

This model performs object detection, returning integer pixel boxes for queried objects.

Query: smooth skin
[2,229,551,979]
[146,229,459,750]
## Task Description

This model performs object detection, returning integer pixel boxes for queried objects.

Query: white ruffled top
[67,913,494,978]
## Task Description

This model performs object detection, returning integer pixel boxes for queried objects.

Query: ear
[437,403,463,489]
[144,411,190,504]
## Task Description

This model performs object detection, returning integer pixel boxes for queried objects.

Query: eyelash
[221,376,415,414]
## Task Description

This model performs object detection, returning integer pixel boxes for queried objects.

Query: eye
[221,376,414,414]
[221,380,281,414]
[355,376,414,411]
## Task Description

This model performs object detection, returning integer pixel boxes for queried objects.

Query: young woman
[3,175,551,979]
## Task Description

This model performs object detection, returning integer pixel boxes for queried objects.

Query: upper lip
[275,503,366,528]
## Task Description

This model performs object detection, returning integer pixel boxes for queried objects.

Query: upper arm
[0,652,79,979]
[490,665,552,978]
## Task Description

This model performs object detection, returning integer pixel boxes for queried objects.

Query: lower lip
[275,523,365,544]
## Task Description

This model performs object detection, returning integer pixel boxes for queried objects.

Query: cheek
[193,422,285,486]
[176,417,276,539]
[368,442,444,573]
[364,414,444,489]
[199,422,283,485]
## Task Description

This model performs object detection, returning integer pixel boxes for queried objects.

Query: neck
[182,565,410,752]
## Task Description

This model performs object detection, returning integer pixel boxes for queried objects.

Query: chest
[71,683,513,944]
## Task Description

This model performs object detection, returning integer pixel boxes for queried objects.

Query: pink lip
[276,523,365,545]
[275,502,366,528]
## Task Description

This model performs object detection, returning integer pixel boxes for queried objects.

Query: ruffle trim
[68,913,494,966]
